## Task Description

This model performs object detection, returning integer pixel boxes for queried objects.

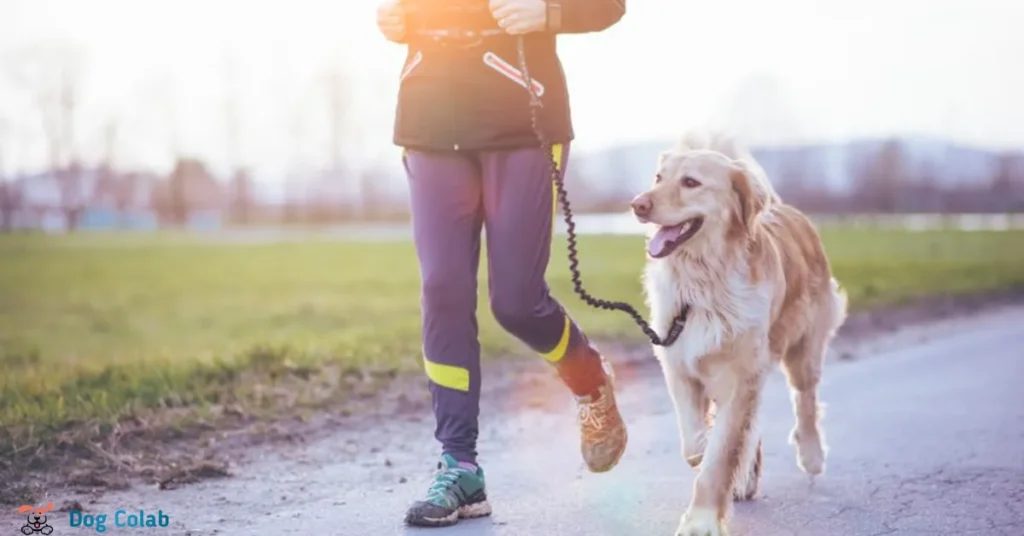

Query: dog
[632,131,847,536]
[18,503,54,535]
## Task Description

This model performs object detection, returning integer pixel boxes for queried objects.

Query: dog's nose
[631,196,652,218]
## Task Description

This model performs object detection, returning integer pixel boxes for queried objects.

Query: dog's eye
[655,173,663,183]
[682,176,701,188]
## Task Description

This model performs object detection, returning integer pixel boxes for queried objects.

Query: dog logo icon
[17,503,54,535]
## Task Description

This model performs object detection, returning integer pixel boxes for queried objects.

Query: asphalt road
[388,305,1024,536]
[53,305,1024,536]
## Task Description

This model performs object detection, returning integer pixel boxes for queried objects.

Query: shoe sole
[459,500,493,519]
[404,500,492,528]
[585,427,629,473]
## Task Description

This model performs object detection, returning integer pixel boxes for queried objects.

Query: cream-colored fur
[632,131,848,536]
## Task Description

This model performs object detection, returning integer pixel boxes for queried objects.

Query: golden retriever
[631,131,848,536]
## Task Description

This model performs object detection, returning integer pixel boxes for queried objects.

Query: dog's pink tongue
[647,224,686,258]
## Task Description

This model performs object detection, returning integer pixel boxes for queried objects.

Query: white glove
[489,0,548,35]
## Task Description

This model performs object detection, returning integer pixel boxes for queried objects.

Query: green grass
[2,228,1024,458]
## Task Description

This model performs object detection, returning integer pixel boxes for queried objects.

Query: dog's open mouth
[647,218,704,258]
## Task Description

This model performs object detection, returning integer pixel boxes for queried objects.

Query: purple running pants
[403,143,603,464]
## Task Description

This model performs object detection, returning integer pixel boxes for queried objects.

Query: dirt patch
[2,290,1021,506]
[0,363,437,508]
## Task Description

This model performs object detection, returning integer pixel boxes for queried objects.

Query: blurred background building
[1,0,1022,233]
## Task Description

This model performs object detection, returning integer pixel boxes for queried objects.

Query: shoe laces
[577,391,613,431]
[425,465,466,503]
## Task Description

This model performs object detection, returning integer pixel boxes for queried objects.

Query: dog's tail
[828,277,848,338]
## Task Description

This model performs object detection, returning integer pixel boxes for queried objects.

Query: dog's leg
[660,361,710,469]
[781,333,828,477]
[731,351,769,501]
[676,367,765,536]
[732,429,762,501]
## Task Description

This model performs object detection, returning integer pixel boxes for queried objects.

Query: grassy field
[2,228,1024,460]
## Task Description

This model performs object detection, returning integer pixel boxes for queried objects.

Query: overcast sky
[1,0,1022,179]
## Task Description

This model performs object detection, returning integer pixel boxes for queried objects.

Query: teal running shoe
[404,454,491,527]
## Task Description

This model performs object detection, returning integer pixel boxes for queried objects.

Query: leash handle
[513,36,687,347]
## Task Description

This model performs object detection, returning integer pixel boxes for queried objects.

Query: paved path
[47,305,1024,535]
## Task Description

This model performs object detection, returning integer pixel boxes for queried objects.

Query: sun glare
[2,0,408,175]
[3,0,1024,177]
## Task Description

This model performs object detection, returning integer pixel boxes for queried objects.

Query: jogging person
[375,0,628,527]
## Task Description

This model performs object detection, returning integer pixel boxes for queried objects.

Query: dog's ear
[18,505,34,513]
[657,151,671,168]
[39,503,53,514]
[729,160,768,236]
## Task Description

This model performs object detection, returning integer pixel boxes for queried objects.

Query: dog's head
[630,148,769,259]
[18,503,52,527]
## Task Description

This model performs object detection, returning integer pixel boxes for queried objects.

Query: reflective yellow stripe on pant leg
[540,314,572,363]
[423,356,470,392]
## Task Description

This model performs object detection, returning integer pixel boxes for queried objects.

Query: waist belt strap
[413,29,506,40]
[409,28,507,49]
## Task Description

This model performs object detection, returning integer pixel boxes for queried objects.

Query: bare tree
[0,118,17,231]
[324,57,351,174]
[223,53,242,174]
[4,43,88,231]
[221,55,260,226]
[321,53,367,219]
[0,116,7,186]
[282,171,304,225]
[854,139,907,213]
[229,168,255,225]
[114,173,139,228]
[283,94,310,225]
[152,157,220,226]
[94,117,136,227]
[168,161,189,225]
[132,74,180,166]
[0,182,21,231]
[991,152,1024,213]
[777,149,827,212]
[0,118,24,231]
[915,158,945,213]
[0,117,7,176]
[101,118,119,170]
[711,72,807,147]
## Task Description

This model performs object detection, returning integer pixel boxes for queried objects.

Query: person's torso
[394,0,574,151]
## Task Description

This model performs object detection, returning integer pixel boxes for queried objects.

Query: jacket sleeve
[547,0,625,34]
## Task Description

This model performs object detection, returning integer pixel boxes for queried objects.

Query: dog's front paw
[789,427,826,476]
[675,508,727,536]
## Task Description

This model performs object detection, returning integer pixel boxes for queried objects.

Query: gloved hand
[376,0,406,43]
[489,0,548,35]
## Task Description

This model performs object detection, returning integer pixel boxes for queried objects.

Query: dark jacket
[393,0,626,152]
